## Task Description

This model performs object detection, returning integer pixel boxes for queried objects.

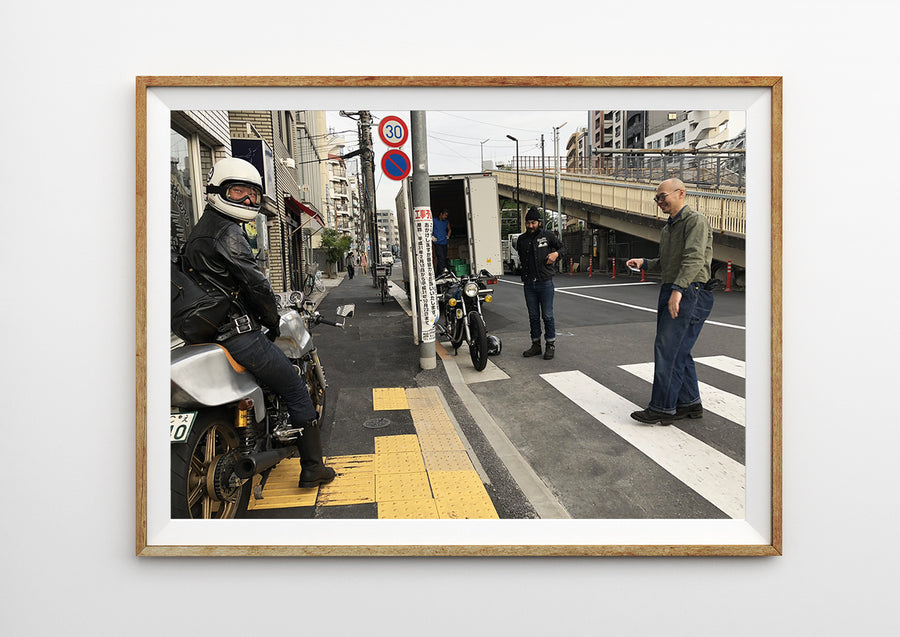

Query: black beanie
[525,206,541,222]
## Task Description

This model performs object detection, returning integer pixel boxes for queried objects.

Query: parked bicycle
[374,263,392,305]
[303,268,324,296]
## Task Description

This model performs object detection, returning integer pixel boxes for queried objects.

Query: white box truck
[395,173,503,343]
[396,172,503,293]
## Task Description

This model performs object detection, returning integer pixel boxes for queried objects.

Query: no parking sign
[381,149,411,180]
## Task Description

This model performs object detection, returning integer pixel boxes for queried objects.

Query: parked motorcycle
[169,293,354,519]
[435,269,501,372]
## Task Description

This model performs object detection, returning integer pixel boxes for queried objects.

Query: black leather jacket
[184,206,280,331]
[516,228,565,282]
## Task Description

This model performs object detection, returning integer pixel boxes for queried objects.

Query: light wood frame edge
[135,75,783,557]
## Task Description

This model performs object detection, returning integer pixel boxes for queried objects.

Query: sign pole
[411,111,436,370]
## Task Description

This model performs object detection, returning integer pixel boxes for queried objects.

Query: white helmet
[205,157,264,222]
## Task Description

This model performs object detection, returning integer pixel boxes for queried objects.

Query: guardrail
[494,170,745,237]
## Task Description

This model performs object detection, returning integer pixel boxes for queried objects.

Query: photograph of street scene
[169,107,748,522]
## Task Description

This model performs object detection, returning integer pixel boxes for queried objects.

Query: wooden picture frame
[137,76,782,556]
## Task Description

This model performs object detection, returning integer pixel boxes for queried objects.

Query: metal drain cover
[363,417,392,429]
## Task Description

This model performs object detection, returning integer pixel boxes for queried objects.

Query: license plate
[170,412,197,443]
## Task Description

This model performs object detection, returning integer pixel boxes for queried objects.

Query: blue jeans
[649,283,714,414]
[523,278,556,343]
[222,329,318,423]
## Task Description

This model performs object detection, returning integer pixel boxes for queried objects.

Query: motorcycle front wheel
[171,409,250,519]
[305,354,327,420]
[468,312,488,371]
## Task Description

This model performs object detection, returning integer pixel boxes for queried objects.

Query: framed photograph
[137,76,782,556]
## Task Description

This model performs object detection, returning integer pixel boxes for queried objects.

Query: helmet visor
[223,182,262,206]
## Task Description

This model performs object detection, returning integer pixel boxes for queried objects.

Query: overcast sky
[326,110,589,213]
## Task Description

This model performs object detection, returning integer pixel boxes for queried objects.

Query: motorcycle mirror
[336,304,355,318]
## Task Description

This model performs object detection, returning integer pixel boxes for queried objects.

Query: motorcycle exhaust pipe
[233,446,296,479]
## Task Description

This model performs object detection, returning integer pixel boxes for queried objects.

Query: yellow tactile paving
[375,472,433,501]
[374,434,421,454]
[375,450,426,474]
[417,434,466,453]
[372,387,409,411]
[247,458,319,510]
[428,470,488,499]
[378,499,440,519]
[247,387,498,519]
[422,451,476,472]
[315,456,375,506]
[436,494,500,519]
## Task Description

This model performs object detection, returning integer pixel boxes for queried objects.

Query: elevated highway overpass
[494,169,746,268]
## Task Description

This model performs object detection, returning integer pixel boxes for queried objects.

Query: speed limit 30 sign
[378,115,409,147]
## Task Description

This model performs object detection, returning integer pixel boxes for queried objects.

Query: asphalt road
[254,262,748,520]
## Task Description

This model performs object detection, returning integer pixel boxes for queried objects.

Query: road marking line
[541,370,745,519]
[498,279,746,331]
[695,355,746,378]
[619,363,745,427]
[439,347,572,519]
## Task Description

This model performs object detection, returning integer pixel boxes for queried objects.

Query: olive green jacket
[643,205,713,289]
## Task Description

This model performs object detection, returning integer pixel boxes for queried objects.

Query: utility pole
[411,111,437,370]
[359,111,378,285]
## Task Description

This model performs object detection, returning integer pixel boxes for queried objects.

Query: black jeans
[434,242,448,274]
[221,329,317,423]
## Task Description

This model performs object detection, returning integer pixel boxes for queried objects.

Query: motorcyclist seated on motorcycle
[183,157,335,489]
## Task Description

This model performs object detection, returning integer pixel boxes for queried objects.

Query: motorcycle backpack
[170,249,235,344]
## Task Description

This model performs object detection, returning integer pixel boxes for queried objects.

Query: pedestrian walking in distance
[516,206,564,360]
[626,178,714,426]
[346,252,355,279]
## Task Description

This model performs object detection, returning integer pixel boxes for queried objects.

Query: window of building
[674,130,685,144]
[171,129,194,250]
[668,112,678,120]
[665,133,674,146]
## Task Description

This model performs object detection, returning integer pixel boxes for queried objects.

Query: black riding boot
[296,421,336,488]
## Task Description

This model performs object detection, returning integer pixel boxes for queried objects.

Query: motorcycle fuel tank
[171,344,265,421]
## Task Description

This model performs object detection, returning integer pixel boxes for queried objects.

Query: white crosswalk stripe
[695,355,746,378]
[619,362,746,427]
[541,368,746,519]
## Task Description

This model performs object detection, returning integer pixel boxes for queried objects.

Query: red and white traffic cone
[589,258,593,278]
[611,258,616,279]
[725,260,732,292]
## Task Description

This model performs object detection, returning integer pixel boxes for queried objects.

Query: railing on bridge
[494,169,746,237]
[499,149,745,191]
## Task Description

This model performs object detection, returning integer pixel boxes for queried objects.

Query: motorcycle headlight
[464,282,479,298]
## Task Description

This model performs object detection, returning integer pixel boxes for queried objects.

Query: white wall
[2,1,898,635]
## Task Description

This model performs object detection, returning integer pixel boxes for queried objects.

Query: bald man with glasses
[626,178,715,425]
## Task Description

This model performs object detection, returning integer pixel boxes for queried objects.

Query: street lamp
[480,139,489,171]
[506,134,519,226]
[552,122,567,241]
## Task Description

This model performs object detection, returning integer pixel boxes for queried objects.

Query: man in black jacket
[183,157,335,489]
[516,207,564,360]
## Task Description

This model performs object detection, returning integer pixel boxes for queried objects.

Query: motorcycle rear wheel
[171,409,250,519]
[468,312,488,371]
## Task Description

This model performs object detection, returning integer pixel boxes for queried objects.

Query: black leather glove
[265,325,280,342]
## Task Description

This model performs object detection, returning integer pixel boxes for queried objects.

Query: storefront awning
[284,196,325,233]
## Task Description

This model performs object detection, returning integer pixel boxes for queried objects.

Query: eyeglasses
[654,190,682,203]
